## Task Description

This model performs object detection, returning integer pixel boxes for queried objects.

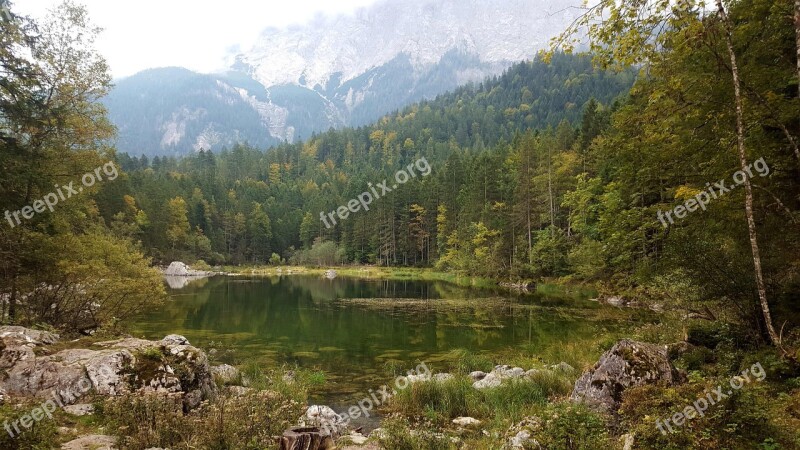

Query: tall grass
[388,371,573,426]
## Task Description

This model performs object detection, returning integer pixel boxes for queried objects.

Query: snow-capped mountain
[238,0,578,90]
[106,0,581,156]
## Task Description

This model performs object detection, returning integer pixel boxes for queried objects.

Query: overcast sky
[13,0,381,79]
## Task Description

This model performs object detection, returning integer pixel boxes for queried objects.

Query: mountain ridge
[104,0,582,156]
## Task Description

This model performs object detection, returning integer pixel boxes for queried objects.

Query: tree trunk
[795,0,800,163]
[717,0,780,345]
[279,427,334,450]
[796,0,800,99]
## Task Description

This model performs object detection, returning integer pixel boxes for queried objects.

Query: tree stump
[279,427,335,450]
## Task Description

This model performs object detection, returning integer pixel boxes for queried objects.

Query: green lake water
[131,275,632,407]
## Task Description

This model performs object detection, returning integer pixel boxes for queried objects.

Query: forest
[99,0,800,343]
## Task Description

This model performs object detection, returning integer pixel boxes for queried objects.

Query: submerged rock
[571,339,684,414]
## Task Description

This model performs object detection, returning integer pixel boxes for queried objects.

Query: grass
[387,370,574,427]
[219,264,499,288]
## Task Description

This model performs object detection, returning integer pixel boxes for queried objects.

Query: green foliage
[0,404,59,450]
[532,403,612,450]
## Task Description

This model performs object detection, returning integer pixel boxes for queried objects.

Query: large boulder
[300,405,348,437]
[164,261,192,276]
[571,339,684,414]
[0,328,215,411]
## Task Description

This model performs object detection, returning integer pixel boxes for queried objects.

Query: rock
[342,431,369,445]
[550,362,575,373]
[469,371,487,381]
[211,364,241,384]
[452,417,481,427]
[503,417,542,449]
[369,428,386,440]
[225,386,255,396]
[61,435,117,450]
[0,328,214,411]
[603,296,627,307]
[507,430,533,449]
[164,261,205,277]
[433,373,454,382]
[0,326,60,345]
[473,365,529,389]
[473,373,502,389]
[162,334,190,346]
[621,433,635,450]
[405,373,431,384]
[571,339,685,415]
[324,269,337,280]
[63,404,94,416]
[301,405,348,437]
[494,366,526,378]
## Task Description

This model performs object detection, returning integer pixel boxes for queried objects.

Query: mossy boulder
[571,339,685,415]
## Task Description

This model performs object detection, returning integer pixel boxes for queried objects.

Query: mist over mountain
[105,0,581,156]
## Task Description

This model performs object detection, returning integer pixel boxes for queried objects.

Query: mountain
[105,0,582,156]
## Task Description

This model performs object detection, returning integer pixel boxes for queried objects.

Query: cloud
[14,0,380,77]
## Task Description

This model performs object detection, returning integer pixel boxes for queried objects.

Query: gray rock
[405,373,431,384]
[503,417,542,449]
[571,339,684,414]
[324,269,337,280]
[0,328,214,411]
[63,404,94,416]
[469,371,488,381]
[621,433,635,450]
[473,365,530,389]
[453,416,481,427]
[211,364,241,384]
[162,334,190,346]
[473,373,502,389]
[61,435,116,450]
[301,405,348,437]
[0,326,60,345]
[433,373,454,382]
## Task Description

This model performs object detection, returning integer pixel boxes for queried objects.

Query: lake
[132,275,633,407]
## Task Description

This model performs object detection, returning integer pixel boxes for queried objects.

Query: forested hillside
[102,53,634,268]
